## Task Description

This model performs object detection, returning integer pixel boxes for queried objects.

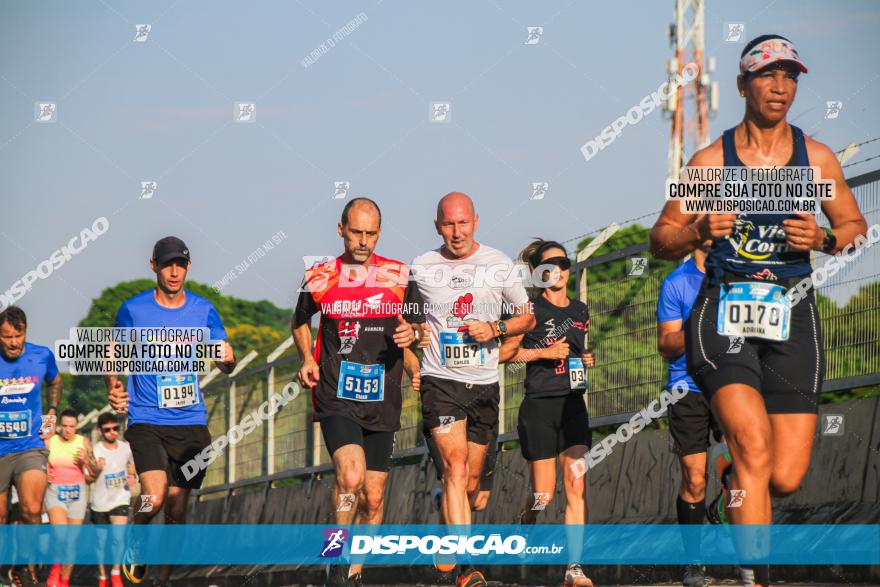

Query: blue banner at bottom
[0,524,877,565]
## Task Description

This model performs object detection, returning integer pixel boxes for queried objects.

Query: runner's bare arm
[657,319,685,359]
[508,301,536,336]
[785,139,868,253]
[105,374,128,412]
[402,348,421,392]
[82,437,100,478]
[216,340,236,374]
[498,333,524,363]
[292,320,320,389]
[650,141,735,259]
[46,375,62,411]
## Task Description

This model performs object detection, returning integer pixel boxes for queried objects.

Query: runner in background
[89,412,136,587]
[411,192,535,587]
[650,35,867,587]
[45,410,99,587]
[293,197,426,587]
[504,239,593,587]
[657,244,722,587]
[107,236,237,587]
[0,306,61,587]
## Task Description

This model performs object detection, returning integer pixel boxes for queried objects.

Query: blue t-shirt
[0,342,58,455]
[116,290,227,426]
[657,259,705,393]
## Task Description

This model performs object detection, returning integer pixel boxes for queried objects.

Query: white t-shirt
[90,440,134,512]
[412,243,530,385]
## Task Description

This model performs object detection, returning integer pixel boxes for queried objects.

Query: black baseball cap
[152,236,191,264]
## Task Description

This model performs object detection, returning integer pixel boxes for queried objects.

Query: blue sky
[2,0,879,346]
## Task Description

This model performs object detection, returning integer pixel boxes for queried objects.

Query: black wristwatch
[494,320,508,339]
[821,227,837,254]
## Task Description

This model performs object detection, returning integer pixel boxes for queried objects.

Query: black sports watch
[821,227,837,254]
[494,320,508,339]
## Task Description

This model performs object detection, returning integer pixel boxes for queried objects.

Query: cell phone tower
[663,0,719,180]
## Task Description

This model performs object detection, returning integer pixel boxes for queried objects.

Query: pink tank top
[47,434,86,485]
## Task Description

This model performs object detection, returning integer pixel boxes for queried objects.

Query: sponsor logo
[749,268,778,281]
[338,320,361,355]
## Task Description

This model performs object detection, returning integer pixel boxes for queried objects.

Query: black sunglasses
[102,426,120,433]
[540,256,571,271]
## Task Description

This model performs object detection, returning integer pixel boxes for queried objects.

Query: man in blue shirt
[106,237,236,587]
[657,245,721,587]
[0,306,63,587]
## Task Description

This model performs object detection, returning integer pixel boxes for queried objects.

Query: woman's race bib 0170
[717,282,791,341]
[440,332,485,368]
[337,361,385,402]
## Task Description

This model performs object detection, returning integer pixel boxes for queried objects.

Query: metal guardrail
[80,170,880,498]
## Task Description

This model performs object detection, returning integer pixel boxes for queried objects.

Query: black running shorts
[517,394,591,461]
[685,276,824,414]
[125,423,212,490]
[320,415,396,473]
[420,376,500,445]
[668,390,722,457]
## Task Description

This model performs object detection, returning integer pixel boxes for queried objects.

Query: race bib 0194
[568,358,587,390]
[440,332,485,368]
[0,410,31,439]
[717,282,791,341]
[157,374,200,409]
[337,361,385,402]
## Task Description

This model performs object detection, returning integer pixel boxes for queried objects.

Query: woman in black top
[505,238,594,587]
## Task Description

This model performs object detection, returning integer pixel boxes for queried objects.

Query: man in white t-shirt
[89,413,136,587]
[411,192,535,587]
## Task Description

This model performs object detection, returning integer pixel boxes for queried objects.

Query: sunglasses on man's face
[540,256,571,271]
[102,426,120,433]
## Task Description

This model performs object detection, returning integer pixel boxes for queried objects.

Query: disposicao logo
[319,528,348,558]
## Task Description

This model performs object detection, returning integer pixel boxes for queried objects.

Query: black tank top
[705,125,813,282]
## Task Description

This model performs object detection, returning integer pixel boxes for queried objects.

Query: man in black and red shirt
[292,197,425,587]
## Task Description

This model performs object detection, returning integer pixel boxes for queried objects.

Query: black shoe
[682,563,708,587]
[325,564,349,587]
[431,566,457,586]
[345,572,363,587]
[10,569,37,587]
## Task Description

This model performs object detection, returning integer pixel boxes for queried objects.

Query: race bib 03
[568,358,587,390]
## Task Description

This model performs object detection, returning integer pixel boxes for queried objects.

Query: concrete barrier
[169,396,880,584]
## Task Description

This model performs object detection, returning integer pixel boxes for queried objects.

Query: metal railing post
[497,364,506,435]
[227,381,237,484]
[266,367,275,476]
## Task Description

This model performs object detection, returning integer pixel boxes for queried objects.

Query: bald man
[293,197,426,587]
[410,192,536,587]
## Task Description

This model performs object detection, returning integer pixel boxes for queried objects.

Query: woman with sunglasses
[89,412,136,587]
[507,239,594,587]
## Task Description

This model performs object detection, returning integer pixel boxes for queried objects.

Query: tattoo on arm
[47,376,63,408]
